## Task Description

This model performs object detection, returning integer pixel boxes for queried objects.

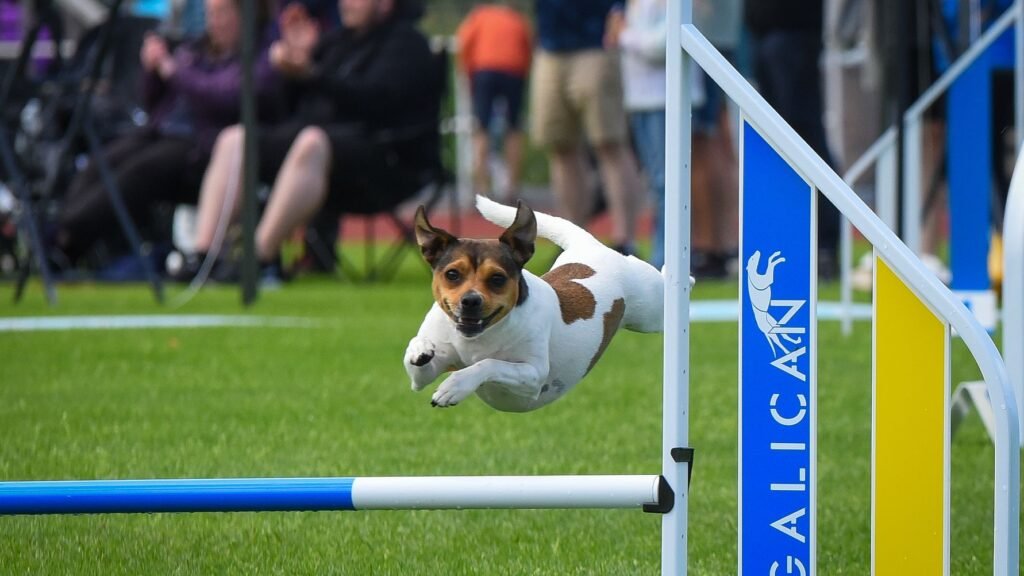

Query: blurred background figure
[177,0,438,286]
[531,0,644,255]
[689,0,740,278]
[608,0,739,274]
[50,0,276,271]
[605,0,668,267]
[745,0,840,278]
[456,0,531,202]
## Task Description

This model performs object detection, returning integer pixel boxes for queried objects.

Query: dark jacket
[744,0,823,36]
[289,18,440,169]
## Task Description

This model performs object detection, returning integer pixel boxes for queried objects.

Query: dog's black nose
[461,292,483,310]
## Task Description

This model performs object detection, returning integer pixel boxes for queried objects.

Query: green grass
[0,249,1020,574]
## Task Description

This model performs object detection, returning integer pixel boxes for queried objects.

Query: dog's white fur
[404,196,668,412]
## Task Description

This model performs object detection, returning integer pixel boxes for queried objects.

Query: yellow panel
[873,257,948,575]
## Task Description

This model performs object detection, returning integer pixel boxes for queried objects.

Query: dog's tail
[475,195,601,251]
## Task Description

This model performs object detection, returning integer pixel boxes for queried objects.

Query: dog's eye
[445,269,461,282]
[488,274,508,289]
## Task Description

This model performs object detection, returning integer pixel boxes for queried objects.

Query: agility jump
[0,3,1018,576]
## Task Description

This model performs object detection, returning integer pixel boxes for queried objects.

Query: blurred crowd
[0,0,910,288]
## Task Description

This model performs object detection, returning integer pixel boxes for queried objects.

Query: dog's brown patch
[542,263,597,324]
[586,298,626,374]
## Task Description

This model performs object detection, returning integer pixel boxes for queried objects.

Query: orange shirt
[456,5,532,77]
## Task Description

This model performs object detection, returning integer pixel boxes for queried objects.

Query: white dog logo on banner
[746,250,808,381]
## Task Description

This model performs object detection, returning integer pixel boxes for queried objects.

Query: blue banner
[740,121,815,575]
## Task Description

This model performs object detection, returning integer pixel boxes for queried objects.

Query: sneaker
[851,252,873,291]
[692,250,727,279]
[166,251,205,283]
[719,250,740,278]
[259,260,286,290]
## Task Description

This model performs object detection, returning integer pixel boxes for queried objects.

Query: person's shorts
[529,48,628,149]
[471,70,526,132]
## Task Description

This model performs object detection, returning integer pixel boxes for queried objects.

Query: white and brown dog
[403,196,669,412]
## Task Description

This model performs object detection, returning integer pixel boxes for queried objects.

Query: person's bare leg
[921,118,947,255]
[472,129,491,196]
[713,109,739,255]
[255,127,331,261]
[194,125,244,253]
[594,141,641,248]
[503,130,524,201]
[691,134,716,254]
[549,146,590,225]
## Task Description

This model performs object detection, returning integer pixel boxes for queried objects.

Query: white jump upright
[1005,148,1024,444]
[662,1,694,574]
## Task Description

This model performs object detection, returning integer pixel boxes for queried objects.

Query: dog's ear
[499,201,536,268]
[414,206,457,267]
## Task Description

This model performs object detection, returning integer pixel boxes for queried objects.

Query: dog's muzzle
[454,306,503,337]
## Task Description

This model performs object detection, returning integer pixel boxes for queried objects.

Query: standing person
[456,1,532,201]
[532,0,644,254]
[605,0,668,268]
[51,0,277,268]
[688,0,741,278]
[745,0,840,278]
[610,0,741,272]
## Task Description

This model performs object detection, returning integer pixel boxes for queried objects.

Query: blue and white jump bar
[0,475,664,515]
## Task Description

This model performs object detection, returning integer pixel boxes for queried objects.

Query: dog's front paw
[405,337,436,367]
[430,372,478,408]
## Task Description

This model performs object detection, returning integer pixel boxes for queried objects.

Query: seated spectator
[176,0,437,284]
[51,0,277,268]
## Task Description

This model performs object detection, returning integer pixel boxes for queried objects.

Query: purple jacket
[142,38,279,154]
